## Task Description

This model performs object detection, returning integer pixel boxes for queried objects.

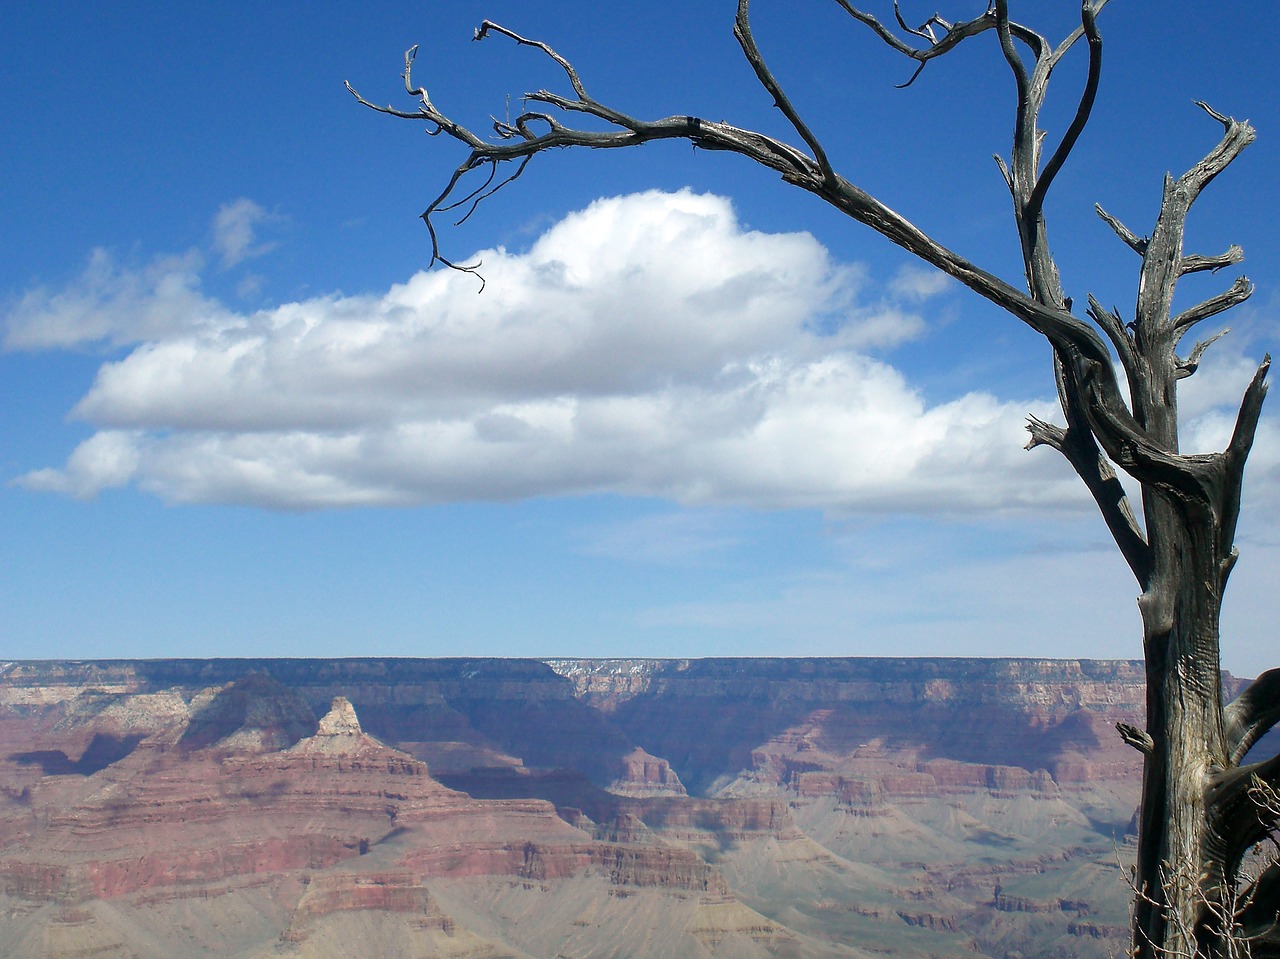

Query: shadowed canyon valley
[3,657,1269,959]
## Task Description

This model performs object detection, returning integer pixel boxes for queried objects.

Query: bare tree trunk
[350,3,1280,955]
[1136,537,1231,957]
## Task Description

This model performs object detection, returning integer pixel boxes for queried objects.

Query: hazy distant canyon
[2,657,1267,959]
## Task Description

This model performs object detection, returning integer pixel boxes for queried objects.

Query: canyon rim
[6,656,1267,959]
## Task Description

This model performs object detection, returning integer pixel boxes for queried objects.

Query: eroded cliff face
[0,657,1239,959]
[548,658,1150,795]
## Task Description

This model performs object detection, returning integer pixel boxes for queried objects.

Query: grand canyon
[2,657,1269,959]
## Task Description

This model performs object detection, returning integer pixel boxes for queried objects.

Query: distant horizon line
[3,654,1149,664]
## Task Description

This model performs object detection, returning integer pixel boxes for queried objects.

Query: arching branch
[1171,276,1254,338]
[1097,203,1148,255]
[1175,329,1230,381]
[734,0,835,183]
[1225,668,1280,767]
[1024,1,1102,226]
[994,0,1034,184]
[1088,294,1136,373]
[1182,245,1245,277]
[473,21,589,101]
[832,2,1033,88]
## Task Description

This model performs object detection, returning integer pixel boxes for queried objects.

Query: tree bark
[1135,535,1231,957]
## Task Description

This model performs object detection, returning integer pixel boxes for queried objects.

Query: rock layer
[0,657,1261,959]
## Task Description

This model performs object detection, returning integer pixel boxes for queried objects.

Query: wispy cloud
[4,248,225,350]
[573,510,748,566]
[888,264,953,302]
[211,198,280,268]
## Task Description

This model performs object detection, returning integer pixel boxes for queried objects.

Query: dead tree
[349,3,1279,956]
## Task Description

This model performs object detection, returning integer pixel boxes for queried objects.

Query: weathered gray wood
[351,3,1277,956]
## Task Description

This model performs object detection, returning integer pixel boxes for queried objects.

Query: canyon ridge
[3,657,1270,959]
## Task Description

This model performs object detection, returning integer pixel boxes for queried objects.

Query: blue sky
[3,2,1277,675]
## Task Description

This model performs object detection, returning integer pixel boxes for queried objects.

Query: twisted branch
[1183,245,1245,277]
[1097,203,1148,255]
[1172,276,1254,339]
[1024,1,1102,226]
[1225,669,1280,767]
[1176,329,1231,381]
[733,0,835,183]
[832,1,1036,88]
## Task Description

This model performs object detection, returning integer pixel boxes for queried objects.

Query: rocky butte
[0,657,1271,958]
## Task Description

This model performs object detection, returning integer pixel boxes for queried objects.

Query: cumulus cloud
[19,430,143,499]
[10,188,1268,514]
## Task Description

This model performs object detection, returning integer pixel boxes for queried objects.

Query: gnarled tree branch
[1134,106,1256,342]
[1024,1,1103,227]
[1097,203,1148,255]
[832,1,1032,88]
[1118,721,1156,755]
[734,0,835,183]
[347,4,1264,548]
[1224,669,1280,767]
[1209,755,1280,875]
[1176,329,1230,381]
[1171,276,1254,338]
[1182,244,1245,277]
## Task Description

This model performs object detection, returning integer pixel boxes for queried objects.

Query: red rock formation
[608,746,687,797]
[0,657,1207,959]
[281,872,452,942]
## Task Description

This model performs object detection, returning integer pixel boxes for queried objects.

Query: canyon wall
[0,657,1262,959]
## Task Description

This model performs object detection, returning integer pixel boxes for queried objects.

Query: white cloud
[10,189,1272,516]
[4,249,229,350]
[18,430,142,499]
[889,264,952,302]
[212,198,279,268]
